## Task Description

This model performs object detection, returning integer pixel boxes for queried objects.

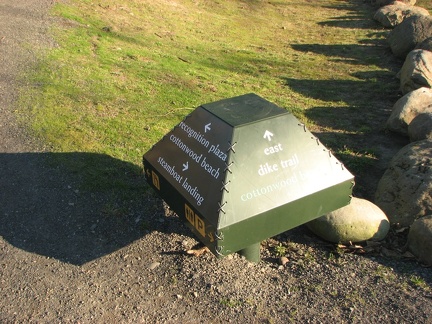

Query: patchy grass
[334,146,378,173]
[18,0,431,193]
[409,275,431,291]
[21,1,387,153]
[220,297,244,308]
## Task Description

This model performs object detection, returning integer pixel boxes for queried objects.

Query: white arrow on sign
[263,130,274,141]
[182,161,189,171]
[204,123,211,133]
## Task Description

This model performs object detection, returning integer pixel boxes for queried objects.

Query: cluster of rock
[375,0,432,266]
[307,0,432,266]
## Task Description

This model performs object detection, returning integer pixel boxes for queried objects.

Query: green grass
[334,146,377,173]
[273,243,287,257]
[409,275,431,291]
[220,297,243,308]
[18,0,432,191]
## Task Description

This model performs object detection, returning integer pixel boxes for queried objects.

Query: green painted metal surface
[143,93,354,258]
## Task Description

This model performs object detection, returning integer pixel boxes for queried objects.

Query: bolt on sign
[143,94,354,258]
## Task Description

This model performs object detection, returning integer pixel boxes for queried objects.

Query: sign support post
[239,243,261,262]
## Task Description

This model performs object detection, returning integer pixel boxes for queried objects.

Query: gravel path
[0,0,55,152]
[1,1,431,323]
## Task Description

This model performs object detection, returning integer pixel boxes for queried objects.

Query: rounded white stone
[306,197,390,243]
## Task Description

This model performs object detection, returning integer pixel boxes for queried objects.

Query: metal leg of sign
[239,242,261,263]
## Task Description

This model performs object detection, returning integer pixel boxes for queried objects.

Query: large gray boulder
[371,0,416,8]
[375,139,432,227]
[374,3,429,28]
[408,112,432,141]
[407,215,432,266]
[388,15,432,59]
[415,36,432,51]
[398,49,432,94]
[386,87,432,135]
[306,197,390,244]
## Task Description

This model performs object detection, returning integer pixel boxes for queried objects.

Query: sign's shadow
[0,152,186,266]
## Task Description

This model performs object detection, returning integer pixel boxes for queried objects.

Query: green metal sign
[143,93,354,259]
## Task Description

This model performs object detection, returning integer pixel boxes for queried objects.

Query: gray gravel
[1,1,431,323]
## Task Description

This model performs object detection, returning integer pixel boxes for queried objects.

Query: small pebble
[279,256,289,266]
[149,262,160,270]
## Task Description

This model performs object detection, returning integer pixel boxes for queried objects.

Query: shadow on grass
[0,152,191,266]
[283,74,399,109]
[317,13,379,30]
[319,0,381,29]
[290,43,398,69]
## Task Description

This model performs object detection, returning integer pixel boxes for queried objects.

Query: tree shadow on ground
[317,12,379,30]
[319,0,382,29]
[283,72,400,117]
[290,43,399,70]
[0,152,191,266]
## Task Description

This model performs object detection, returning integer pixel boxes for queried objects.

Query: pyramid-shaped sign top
[143,94,354,256]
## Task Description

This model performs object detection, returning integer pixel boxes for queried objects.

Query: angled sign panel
[143,94,354,256]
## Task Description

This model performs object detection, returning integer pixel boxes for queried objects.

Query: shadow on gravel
[0,152,172,266]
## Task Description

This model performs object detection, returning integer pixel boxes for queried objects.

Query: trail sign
[143,93,354,260]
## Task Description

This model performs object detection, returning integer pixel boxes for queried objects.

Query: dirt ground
[1,0,431,323]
